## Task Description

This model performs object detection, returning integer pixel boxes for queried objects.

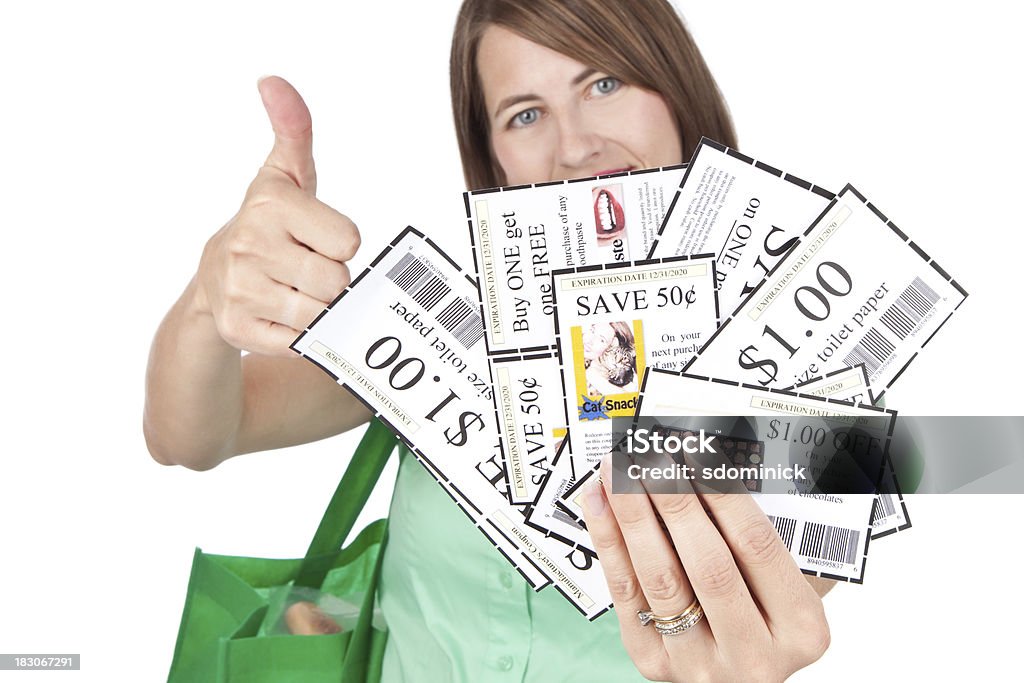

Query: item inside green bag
[264,585,387,636]
[286,601,342,635]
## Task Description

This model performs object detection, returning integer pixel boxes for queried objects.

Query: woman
[144,0,833,680]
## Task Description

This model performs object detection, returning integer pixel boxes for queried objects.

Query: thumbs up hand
[194,76,360,357]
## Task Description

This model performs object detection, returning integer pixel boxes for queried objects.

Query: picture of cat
[581,321,638,396]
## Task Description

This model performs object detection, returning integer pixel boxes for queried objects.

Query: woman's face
[477,25,683,185]
[582,323,616,361]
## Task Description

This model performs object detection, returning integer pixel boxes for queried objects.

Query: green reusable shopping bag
[166,418,398,683]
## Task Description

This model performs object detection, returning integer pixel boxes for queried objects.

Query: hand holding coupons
[582,448,830,683]
[291,138,964,624]
[194,76,359,357]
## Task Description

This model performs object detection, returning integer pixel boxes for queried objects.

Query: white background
[1,0,1021,679]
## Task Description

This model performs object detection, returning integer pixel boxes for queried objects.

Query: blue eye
[591,77,621,96]
[511,108,540,128]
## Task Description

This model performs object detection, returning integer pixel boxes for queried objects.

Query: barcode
[879,277,939,341]
[842,327,895,378]
[767,515,797,550]
[871,493,896,525]
[436,298,484,349]
[799,522,860,566]
[553,507,584,530]
[385,253,451,311]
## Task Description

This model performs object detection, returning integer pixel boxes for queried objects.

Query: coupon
[788,364,874,405]
[466,167,686,508]
[552,255,720,465]
[525,437,597,553]
[684,185,968,399]
[292,227,494,462]
[456,443,613,611]
[787,366,910,537]
[291,227,612,618]
[562,369,891,582]
[489,350,567,505]
[459,433,614,619]
[869,481,912,538]
[650,138,834,312]
[452,445,614,620]
[443,442,551,590]
[466,165,686,354]
[465,433,613,619]
[521,255,719,548]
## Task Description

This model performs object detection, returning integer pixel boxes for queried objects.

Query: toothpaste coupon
[466,165,686,353]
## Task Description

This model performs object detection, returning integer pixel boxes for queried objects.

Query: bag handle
[295,417,397,588]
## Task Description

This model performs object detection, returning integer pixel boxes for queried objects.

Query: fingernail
[584,479,607,517]
[257,74,273,88]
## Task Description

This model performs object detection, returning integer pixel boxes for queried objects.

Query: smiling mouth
[595,189,625,236]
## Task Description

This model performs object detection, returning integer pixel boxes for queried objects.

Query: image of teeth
[597,190,617,232]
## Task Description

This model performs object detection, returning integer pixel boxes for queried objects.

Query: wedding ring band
[655,604,703,636]
[637,598,704,636]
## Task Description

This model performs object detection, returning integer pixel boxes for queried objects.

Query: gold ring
[637,597,702,629]
[655,604,704,636]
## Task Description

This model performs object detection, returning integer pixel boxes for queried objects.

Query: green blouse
[378,448,649,682]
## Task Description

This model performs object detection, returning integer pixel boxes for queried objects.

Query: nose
[554,109,604,173]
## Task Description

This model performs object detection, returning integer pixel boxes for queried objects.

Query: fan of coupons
[291,137,967,620]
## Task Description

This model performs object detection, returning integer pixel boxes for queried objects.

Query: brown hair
[450,0,737,190]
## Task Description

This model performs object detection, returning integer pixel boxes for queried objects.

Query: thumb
[257,75,317,193]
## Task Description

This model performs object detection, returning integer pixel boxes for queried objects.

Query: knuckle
[226,230,259,257]
[654,490,703,518]
[589,526,621,556]
[700,490,731,507]
[606,572,643,605]
[734,518,782,568]
[245,176,296,212]
[693,553,738,598]
[217,316,246,348]
[642,565,687,604]
[611,503,649,532]
[251,167,290,194]
[243,182,277,209]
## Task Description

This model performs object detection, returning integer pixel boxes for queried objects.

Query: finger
[639,455,767,651]
[598,456,714,649]
[691,488,823,635]
[254,277,328,333]
[580,474,672,681]
[216,312,301,358]
[258,75,317,194]
[246,321,306,358]
[264,240,351,303]
[282,194,361,263]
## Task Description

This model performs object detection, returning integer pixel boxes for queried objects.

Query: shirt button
[499,572,515,590]
[496,656,514,671]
